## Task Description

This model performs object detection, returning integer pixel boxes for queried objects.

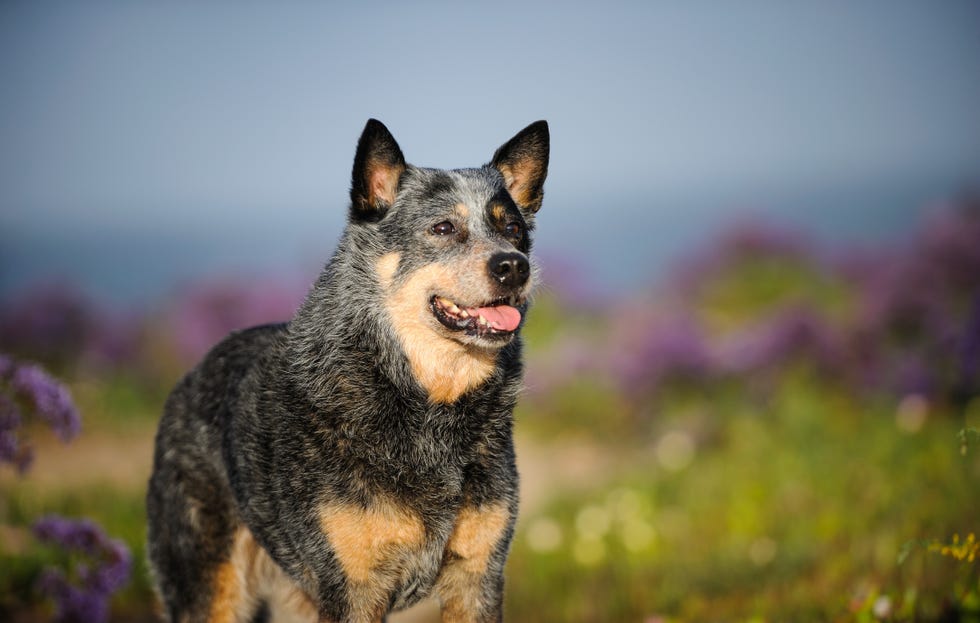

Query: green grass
[507,374,980,622]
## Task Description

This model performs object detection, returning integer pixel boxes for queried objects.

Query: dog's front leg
[435,500,516,623]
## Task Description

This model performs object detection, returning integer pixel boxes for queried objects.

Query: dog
[146,118,549,623]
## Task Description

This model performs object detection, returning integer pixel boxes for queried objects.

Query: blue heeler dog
[147,118,549,623]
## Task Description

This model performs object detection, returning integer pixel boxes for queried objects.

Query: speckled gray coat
[146,119,549,623]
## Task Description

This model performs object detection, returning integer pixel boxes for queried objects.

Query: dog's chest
[302,400,514,611]
[316,497,470,611]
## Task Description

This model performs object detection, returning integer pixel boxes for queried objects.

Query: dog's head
[345,119,549,402]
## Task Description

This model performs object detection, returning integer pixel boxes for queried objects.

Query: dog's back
[146,119,549,623]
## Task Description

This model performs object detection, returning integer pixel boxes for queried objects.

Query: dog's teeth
[459,309,470,318]
[478,315,489,327]
[435,296,466,316]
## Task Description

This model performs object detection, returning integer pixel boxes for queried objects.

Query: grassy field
[2,208,979,621]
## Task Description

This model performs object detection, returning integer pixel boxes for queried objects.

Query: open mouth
[431,295,524,340]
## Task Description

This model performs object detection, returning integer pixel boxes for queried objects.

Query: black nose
[488,252,530,288]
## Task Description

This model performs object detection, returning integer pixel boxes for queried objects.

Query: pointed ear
[490,120,549,215]
[350,119,406,222]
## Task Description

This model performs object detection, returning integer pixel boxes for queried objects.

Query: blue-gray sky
[2,1,979,301]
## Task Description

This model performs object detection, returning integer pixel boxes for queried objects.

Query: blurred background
[1,2,979,621]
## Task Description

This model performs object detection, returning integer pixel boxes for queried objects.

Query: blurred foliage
[1,204,979,621]
[1,480,152,619]
[508,376,979,621]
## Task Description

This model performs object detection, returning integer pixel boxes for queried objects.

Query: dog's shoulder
[168,322,287,419]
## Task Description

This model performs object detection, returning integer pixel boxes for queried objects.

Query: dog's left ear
[350,119,406,222]
[491,120,550,216]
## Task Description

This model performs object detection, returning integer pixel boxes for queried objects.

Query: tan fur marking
[436,503,511,622]
[456,203,470,219]
[367,157,404,207]
[496,163,515,190]
[417,345,495,404]
[491,204,506,222]
[383,264,497,404]
[207,529,257,623]
[320,501,425,623]
[208,561,241,623]
[249,530,318,623]
[320,501,425,582]
[208,529,317,623]
[497,161,543,211]
[446,503,510,573]
[375,252,401,289]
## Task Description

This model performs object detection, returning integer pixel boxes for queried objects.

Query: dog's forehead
[402,166,503,209]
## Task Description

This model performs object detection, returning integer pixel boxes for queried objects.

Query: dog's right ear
[350,119,406,223]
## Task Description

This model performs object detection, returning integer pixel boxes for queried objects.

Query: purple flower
[0,392,32,473]
[9,363,81,442]
[36,573,109,623]
[33,515,132,623]
[0,387,21,429]
[34,516,106,556]
[0,354,81,472]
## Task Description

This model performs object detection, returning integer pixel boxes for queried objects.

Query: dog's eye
[430,221,456,236]
[504,222,523,238]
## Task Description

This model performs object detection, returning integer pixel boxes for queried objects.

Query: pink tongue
[470,305,522,331]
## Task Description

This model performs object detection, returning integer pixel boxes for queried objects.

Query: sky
[2,1,979,302]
